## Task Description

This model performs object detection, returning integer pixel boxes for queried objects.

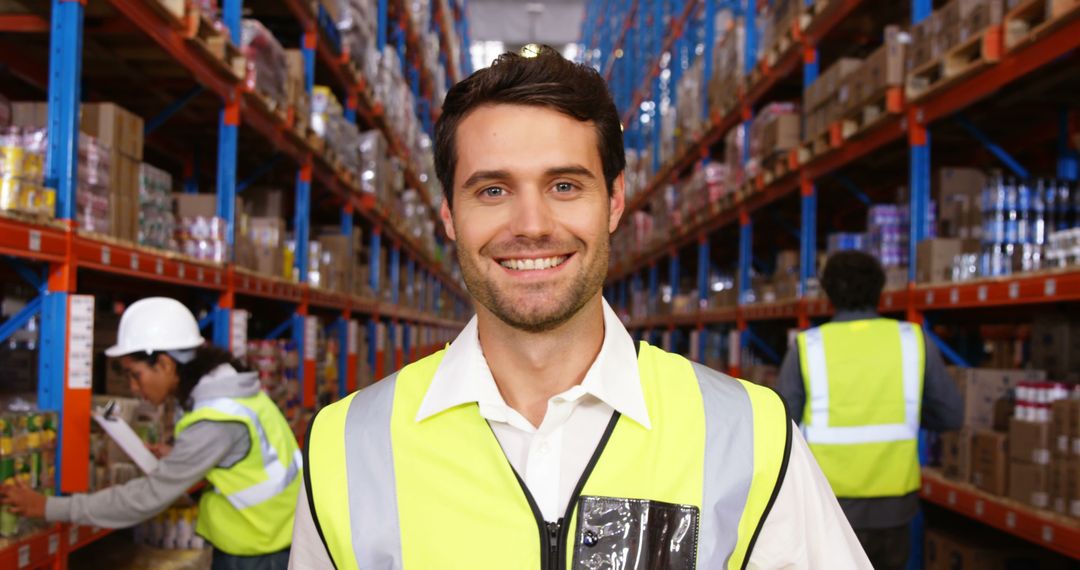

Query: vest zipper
[487,412,621,570]
[546,520,561,570]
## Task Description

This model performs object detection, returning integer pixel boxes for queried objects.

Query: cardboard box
[81,103,144,160]
[1052,400,1080,457]
[1050,459,1070,514]
[941,430,973,482]
[950,367,1047,430]
[1009,460,1050,508]
[865,26,908,98]
[174,193,218,218]
[938,167,986,240]
[244,187,286,218]
[925,525,1067,570]
[916,238,978,283]
[1009,418,1052,464]
[971,430,1008,495]
[1030,314,1080,381]
[319,234,354,293]
[1067,461,1080,518]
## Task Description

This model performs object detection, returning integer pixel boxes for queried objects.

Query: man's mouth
[497,254,572,271]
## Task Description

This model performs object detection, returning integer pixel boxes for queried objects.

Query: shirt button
[537,441,550,455]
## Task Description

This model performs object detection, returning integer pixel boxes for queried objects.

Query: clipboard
[92,400,160,474]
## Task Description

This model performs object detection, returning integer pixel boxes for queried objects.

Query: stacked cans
[1015,382,1072,423]
[176,215,228,263]
[137,163,176,250]
[0,410,57,538]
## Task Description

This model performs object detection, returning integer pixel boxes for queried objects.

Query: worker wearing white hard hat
[1,297,301,570]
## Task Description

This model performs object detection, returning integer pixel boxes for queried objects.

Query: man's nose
[508,190,556,239]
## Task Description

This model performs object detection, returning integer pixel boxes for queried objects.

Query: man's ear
[440,198,457,241]
[608,173,626,233]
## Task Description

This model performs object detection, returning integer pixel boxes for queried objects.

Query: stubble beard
[456,235,609,333]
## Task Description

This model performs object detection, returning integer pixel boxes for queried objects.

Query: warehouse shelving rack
[586,0,1080,559]
[0,0,470,564]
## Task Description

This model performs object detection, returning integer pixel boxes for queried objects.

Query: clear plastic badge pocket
[572,496,699,570]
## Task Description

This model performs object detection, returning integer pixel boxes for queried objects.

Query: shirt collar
[415,299,651,429]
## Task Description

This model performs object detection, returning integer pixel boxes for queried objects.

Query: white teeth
[499,256,568,271]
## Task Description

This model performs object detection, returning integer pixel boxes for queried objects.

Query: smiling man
[290,47,870,569]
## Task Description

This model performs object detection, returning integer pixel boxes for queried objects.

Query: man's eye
[481,187,505,198]
[554,182,575,193]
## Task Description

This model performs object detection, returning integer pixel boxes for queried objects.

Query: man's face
[441,104,625,332]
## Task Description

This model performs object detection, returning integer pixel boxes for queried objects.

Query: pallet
[799,131,832,163]
[838,86,904,142]
[1004,0,1080,51]
[183,6,246,81]
[760,150,798,186]
[799,0,832,30]
[906,26,1002,102]
[148,0,187,27]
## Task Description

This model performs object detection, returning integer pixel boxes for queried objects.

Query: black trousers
[854,525,910,570]
[211,547,291,570]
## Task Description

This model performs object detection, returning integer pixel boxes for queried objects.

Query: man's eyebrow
[461,169,512,189]
[546,165,596,179]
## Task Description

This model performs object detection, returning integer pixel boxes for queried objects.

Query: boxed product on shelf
[1051,399,1076,458]
[938,167,986,240]
[137,162,176,250]
[674,58,706,156]
[924,524,1070,569]
[917,238,979,283]
[0,126,54,219]
[174,194,233,264]
[950,366,1047,430]
[971,429,1009,495]
[708,12,745,117]
[747,102,800,178]
[826,232,867,254]
[245,340,299,414]
[1030,314,1080,381]
[941,430,973,482]
[284,50,310,135]
[803,57,861,142]
[249,217,287,278]
[241,19,289,111]
[723,123,746,190]
[81,103,144,241]
[859,26,909,102]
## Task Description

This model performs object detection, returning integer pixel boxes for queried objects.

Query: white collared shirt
[289,300,871,568]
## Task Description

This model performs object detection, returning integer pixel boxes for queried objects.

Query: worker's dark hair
[434,45,625,208]
[821,251,886,311]
[126,345,249,410]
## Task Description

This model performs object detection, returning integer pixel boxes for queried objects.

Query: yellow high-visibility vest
[175,391,301,555]
[797,319,925,498]
[305,342,791,569]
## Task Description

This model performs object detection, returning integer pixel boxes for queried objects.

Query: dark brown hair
[434,45,625,207]
[821,250,886,311]
[126,345,250,410]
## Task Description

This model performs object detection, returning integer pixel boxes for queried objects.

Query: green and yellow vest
[797,319,925,498]
[175,391,301,555]
[305,342,791,569]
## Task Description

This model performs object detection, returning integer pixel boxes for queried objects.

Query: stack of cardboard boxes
[11,102,145,240]
[803,57,862,146]
[937,367,1080,520]
[706,13,745,120]
[907,0,1005,81]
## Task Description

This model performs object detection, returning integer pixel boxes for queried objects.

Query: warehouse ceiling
[467,0,585,47]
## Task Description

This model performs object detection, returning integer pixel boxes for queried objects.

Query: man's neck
[476,294,606,428]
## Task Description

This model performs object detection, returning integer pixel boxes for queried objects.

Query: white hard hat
[104,297,205,358]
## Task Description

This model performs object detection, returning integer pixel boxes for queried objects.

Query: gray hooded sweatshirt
[45,364,260,528]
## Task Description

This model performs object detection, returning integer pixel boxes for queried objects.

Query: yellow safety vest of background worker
[289,46,872,569]
[778,251,963,570]
[1,297,301,568]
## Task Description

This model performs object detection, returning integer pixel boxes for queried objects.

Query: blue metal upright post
[738,211,752,303]
[697,237,710,361]
[368,228,382,378]
[648,262,659,313]
[1058,107,1078,181]
[743,0,757,76]
[799,180,817,299]
[388,244,401,373]
[377,0,388,52]
[42,0,85,492]
[668,252,680,305]
[337,206,354,399]
[211,0,243,351]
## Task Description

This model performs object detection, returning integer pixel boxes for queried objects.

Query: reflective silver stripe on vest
[802,323,922,445]
[690,362,754,569]
[194,398,303,510]
[343,373,403,568]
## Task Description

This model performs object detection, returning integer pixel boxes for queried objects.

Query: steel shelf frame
[921,468,1080,560]
[601,0,1080,369]
[0,3,468,562]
